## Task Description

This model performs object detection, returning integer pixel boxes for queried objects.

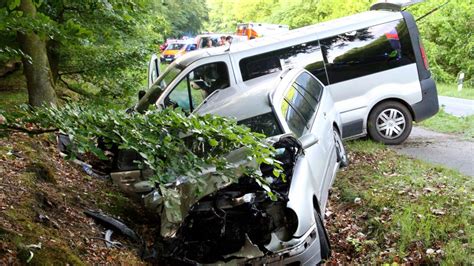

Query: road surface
[392,127,474,176]
[438,96,474,117]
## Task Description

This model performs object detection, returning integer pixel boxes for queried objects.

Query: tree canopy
[0,0,208,105]
[0,0,471,104]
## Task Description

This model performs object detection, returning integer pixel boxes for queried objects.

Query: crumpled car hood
[123,146,260,237]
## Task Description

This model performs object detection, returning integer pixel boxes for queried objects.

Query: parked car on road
[236,22,289,39]
[160,40,197,63]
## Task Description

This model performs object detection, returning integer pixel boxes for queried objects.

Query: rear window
[280,72,323,137]
[295,72,323,105]
[320,19,416,84]
[239,41,326,83]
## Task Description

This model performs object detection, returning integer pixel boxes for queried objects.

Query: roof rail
[279,66,293,80]
[370,0,424,11]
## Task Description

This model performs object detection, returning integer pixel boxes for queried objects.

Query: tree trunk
[17,0,57,107]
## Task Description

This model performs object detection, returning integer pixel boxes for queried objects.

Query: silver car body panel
[198,69,342,253]
[271,69,341,238]
[328,63,422,138]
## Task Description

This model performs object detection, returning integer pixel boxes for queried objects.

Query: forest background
[0,0,472,106]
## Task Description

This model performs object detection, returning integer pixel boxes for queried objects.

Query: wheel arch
[332,122,342,137]
[313,195,321,215]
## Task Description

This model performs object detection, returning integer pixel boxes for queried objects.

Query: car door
[279,71,335,210]
[309,89,338,211]
[276,71,328,203]
[296,72,334,205]
[155,55,233,113]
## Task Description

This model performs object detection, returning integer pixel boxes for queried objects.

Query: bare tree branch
[58,75,93,98]
[3,125,58,135]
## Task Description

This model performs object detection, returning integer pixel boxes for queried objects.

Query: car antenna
[416,1,449,22]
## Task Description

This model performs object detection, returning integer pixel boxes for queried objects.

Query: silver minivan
[142,7,437,145]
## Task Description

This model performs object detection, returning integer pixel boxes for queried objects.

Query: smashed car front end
[111,135,326,264]
[57,132,326,264]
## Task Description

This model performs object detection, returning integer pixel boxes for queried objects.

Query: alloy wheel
[375,108,406,140]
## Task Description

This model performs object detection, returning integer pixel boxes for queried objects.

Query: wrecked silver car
[59,68,347,264]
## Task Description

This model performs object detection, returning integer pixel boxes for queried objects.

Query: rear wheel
[314,208,331,261]
[367,101,412,145]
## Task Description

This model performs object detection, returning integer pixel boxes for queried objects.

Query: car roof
[175,10,402,67]
[229,11,402,53]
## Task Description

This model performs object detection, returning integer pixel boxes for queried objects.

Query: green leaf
[7,0,20,10]
[209,138,218,147]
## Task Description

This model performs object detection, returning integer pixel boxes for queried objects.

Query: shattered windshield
[136,63,184,112]
[238,112,282,137]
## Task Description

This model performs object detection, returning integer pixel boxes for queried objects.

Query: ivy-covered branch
[0,104,283,188]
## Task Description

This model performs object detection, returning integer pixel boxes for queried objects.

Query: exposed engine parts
[152,136,303,264]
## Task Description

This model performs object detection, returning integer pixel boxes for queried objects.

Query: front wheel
[367,101,412,145]
[314,208,331,261]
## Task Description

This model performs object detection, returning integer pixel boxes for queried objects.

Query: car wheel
[333,128,348,168]
[367,101,412,145]
[314,208,331,261]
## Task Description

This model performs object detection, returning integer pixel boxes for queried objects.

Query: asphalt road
[438,96,474,117]
[392,127,474,177]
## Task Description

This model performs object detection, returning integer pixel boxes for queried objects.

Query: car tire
[367,101,412,145]
[314,209,331,261]
[333,128,348,168]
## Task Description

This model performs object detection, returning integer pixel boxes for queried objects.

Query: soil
[0,133,154,264]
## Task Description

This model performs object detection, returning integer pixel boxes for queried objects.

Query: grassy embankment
[437,82,474,100]
[1,74,472,264]
[418,109,474,139]
[328,140,473,264]
[414,83,474,139]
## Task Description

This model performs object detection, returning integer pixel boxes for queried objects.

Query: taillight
[419,40,429,70]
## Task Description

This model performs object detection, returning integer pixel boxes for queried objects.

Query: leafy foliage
[407,0,474,82]
[0,0,208,103]
[1,104,282,194]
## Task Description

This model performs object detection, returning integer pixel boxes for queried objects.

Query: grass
[436,83,474,100]
[332,140,473,263]
[418,109,474,139]
[0,89,28,111]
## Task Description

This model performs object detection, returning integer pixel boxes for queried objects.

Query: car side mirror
[148,54,160,89]
[138,90,146,101]
[299,133,319,149]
